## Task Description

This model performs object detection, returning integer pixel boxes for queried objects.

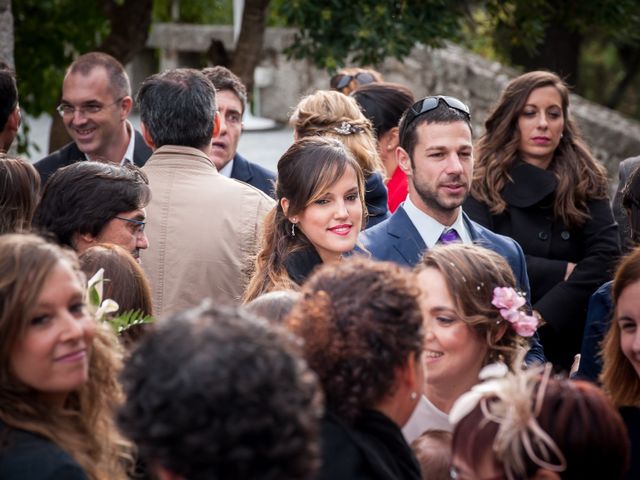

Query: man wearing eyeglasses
[35,52,151,186]
[202,66,276,198]
[360,95,544,363]
[33,161,150,263]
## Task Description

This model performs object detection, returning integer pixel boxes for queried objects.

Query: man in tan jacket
[138,68,274,317]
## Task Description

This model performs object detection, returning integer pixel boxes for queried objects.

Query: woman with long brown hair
[243,137,365,302]
[0,234,132,479]
[290,89,389,227]
[464,70,620,370]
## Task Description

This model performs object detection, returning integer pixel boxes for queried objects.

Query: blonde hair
[601,246,640,407]
[417,244,527,366]
[0,234,133,479]
[290,90,384,177]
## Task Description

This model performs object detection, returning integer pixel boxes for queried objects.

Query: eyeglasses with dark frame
[56,97,125,118]
[114,216,146,235]
[330,72,375,91]
[399,96,471,146]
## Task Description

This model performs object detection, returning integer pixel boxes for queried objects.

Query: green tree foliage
[275,0,467,71]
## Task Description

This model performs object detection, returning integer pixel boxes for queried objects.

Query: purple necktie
[437,228,461,245]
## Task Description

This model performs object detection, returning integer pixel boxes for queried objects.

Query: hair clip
[492,287,539,337]
[333,121,364,135]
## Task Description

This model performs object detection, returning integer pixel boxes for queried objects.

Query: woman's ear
[280,198,291,219]
[493,321,509,343]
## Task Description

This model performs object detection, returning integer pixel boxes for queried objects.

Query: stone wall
[144,23,640,183]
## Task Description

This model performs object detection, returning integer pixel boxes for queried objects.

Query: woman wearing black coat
[464,71,620,370]
[287,258,424,480]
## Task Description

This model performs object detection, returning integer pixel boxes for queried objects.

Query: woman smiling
[0,234,131,479]
[243,137,365,301]
[403,244,535,443]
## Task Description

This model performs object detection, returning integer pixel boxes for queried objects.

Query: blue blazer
[231,152,276,198]
[360,205,545,364]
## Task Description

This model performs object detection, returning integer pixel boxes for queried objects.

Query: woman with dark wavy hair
[464,70,620,370]
[287,257,424,479]
[0,234,132,479]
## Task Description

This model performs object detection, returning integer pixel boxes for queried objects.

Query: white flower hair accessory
[492,287,539,337]
[333,121,364,135]
[86,268,120,321]
[450,356,567,480]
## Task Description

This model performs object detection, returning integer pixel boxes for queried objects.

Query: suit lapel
[388,207,427,266]
[230,154,252,183]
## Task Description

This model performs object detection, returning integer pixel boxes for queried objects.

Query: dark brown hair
[601,245,640,406]
[286,258,423,423]
[0,155,40,234]
[471,71,608,227]
[202,66,247,113]
[243,137,365,302]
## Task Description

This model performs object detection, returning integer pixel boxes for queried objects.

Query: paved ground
[24,113,294,173]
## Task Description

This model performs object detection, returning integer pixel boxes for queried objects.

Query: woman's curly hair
[287,257,424,423]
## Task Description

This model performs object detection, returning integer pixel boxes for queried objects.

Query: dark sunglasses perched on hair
[399,95,471,146]
[330,72,375,91]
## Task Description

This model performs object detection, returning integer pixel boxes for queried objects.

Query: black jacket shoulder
[0,422,88,480]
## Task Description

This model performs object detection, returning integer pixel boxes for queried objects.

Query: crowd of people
[0,53,639,479]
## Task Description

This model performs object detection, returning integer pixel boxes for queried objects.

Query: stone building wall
[144,24,640,183]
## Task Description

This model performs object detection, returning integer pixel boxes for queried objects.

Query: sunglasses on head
[399,95,471,146]
[330,72,375,91]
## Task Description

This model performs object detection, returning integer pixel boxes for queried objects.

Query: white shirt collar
[84,120,135,166]
[402,196,472,248]
[218,157,234,177]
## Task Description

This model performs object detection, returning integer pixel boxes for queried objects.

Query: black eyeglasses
[399,96,471,146]
[114,216,146,235]
[330,72,375,91]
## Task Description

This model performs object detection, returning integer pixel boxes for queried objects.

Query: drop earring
[291,222,296,237]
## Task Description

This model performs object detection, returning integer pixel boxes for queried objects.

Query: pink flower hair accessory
[492,287,539,337]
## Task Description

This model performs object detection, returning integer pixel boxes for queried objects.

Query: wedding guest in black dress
[464,71,620,370]
[287,258,424,479]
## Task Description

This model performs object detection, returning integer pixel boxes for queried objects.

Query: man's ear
[212,111,221,138]
[397,146,413,176]
[140,123,156,150]
[72,231,98,252]
[120,96,133,119]
[8,105,21,130]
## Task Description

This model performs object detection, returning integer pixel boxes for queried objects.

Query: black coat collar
[284,247,323,285]
[501,160,557,208]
